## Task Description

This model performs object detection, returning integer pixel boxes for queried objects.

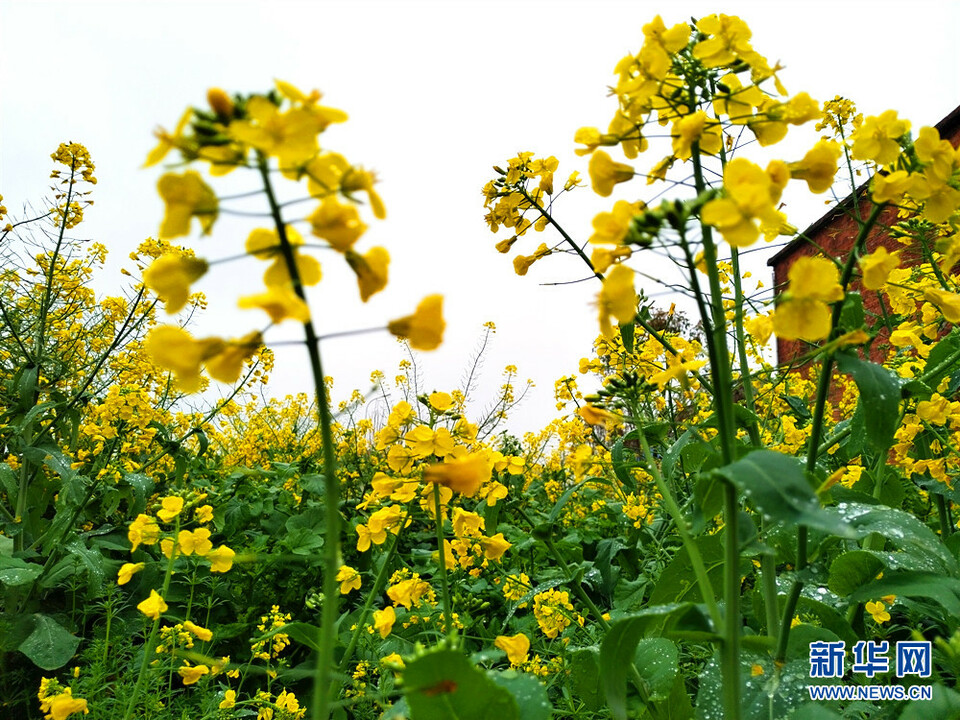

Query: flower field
[4,13,960,720]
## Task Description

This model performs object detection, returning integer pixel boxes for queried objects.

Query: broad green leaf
[835,352,901,452]
[650,535,723,606]
[713,450,857,538]
[566,647,603,711]
[922,327,960,388]
[611,436,637,492]
[402,647,517,720]
[488,670,551,720]
[899,684,960,719]
[633,638,678,702]
[827,551,885,596]
[848,572,960,617]
[839,291,864,330]
[619,321,635,354]
[601,604,712,720]
[18,614,80,670]
[0,556,42,587]
[826,503,957,575]
[695,654,818,720]
[594,538,626,597]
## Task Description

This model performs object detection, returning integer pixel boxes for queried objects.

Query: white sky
[2,0,959,437]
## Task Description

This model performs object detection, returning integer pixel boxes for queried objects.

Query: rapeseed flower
[388,295,445,350]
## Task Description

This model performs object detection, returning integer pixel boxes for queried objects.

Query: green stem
[338,508,410,673]
[122,518,179,720]
[635,425,722,629]
[433,484,453,634]
[690,145,739,718]
[256,156,340,720]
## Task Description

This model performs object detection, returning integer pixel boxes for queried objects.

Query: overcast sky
[2,0,958,436]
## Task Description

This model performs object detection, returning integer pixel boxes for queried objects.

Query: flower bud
[207,88,234,119]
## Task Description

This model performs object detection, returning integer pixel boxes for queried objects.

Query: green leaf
[827,503,957,575]
[619,321,635,354]
[695,654,816,720]
[835,352,901,452]
[0,556,42,587]
[848,572,960,617]
[601,604,712,720]
[594,538,626,598]
[487,670,551,720]
[839,291,864,330]
[899,684,960,720]
[258,622,321,652]
[713,450,857,538]
[827,550,885,596]
[547,483,580,524]
[649,535,723,606]
[566,647,603,711]
[633,638,678,702]
[18,614,80,670]
[402,647,517,720]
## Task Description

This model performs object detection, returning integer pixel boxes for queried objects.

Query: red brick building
[767,104,960,366]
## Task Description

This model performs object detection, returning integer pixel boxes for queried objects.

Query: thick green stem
[690,146,739,718]
[257,158,340,720]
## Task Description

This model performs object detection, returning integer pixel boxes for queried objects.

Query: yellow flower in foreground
[672,110,722,160]
[788,140,842,194]
[859,247,900,290]
[588,150,634,197]
[205,331,263,384]
[142,254,209,314]
[851,110,910,166]
[308,196,368,252]
[597,264,636,338]
[144,326,226,393]
[127,514,160,552]
[157,171,218,239]
[865,600,890,624]
[40,689,89,720]
[772,256,844,341]
[373,606,396,638]
[428,392,454,412]
[388,295,445,351]
[178,663,210,685]
[336,565,362,594]
[137,589,168,620]
[346,246,389,302]
[238,287,310,323]
[183,620,214,642]
[924,288,960,323]
[751,664,764,677]
[246,226,322,288]
[207,545,236,573]
[495,633,530,666]
[480,533,511,561]
[423,453,491,497]
[117,562,144,586]
[156,496,184,523]
[219,690,237,710]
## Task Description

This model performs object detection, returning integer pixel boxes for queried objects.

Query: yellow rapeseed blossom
[851,110,910,166]
[238,287,310,323]
[345,246,389,302]
[860,247,900,290]
[156,496,184,523]
[183,620,214,642]
[137,589,168,620]
[246,226,321,288]
[597,264,637,337]
[788,140,842,194]
[178,663,210,685]
[865,600,891,624]
[207,545,236,573]
[772,256,844,341]
[423,453,491,497]
[373,606,396,638]
[388,295,445,351]
[142,254,208,314]
[336,565,362,594]
[157,171,219,238]
[588,150,634,197]
[495,633,531,666]
[117,562,144,586]
[307,196,368,251]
